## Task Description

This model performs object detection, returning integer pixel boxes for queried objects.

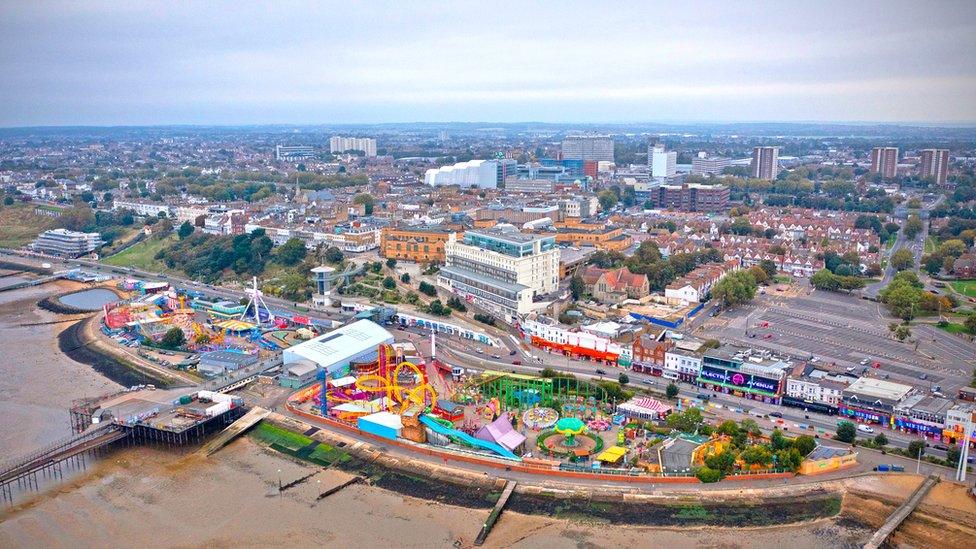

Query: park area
[950,279,976,298]
[102,236,175,271]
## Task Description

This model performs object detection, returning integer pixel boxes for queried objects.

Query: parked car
[595,369,607,376]
[769,412,783,418]
[509,350,517,356]
[512,360,521,365]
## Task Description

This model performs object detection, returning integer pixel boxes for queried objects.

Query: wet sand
[0,282,120,455]
[0,439,873,549]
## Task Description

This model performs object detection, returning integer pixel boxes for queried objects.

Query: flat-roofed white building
[282,319,394,382]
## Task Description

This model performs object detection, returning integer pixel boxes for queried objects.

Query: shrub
[696,466,722,483]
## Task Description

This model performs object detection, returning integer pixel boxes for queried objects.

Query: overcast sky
[1,0,975,126]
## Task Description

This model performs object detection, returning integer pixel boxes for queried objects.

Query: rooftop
[285,319,394,368]
[845,377,914,402]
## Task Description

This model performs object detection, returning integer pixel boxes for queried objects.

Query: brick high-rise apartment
[870,147,899,179]
[919,148,949,185]
[750,146,780,180]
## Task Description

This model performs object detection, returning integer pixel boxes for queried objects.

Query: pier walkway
[474,479,517,546]
[863,475,939,549]
[199,406,271,456]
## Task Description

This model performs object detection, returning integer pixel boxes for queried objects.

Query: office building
[329,136,377,157]
[648,144,677,179]
[439,226,560,319]
[540,158,585,178]
[32,228,104,257]
[750,146,781,180]
[691,152,731,176]
[639,183,729,213]
[424,159,513,189]
[870,147,899,179]
[919,148,949,185]
[275,145,316,160]
[561,135,614,163]
[503,178,554,194]
[380,225,456,263]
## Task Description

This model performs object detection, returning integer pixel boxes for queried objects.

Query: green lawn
[937,322,967,334]
[924,236,939,254]
[885,234,896,251]
[951,280,976,298]
[102,236,174,271]
[0,203,59,248]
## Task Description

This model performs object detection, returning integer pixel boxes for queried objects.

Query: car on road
[859,358,869,365]
[475,348,483,354]
[491,354,500,359]
[696,393,710,401]
[919,373,928,380]
[763,333,773,339]
[509,350,517,356]
[512,360,521,365]
[857,424,875,433]
[595,369,607,376]
[769,412,783,418]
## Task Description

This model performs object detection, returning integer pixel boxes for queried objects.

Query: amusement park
[281,322,852,479]
[100,276,332,376]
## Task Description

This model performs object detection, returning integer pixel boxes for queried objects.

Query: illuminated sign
[699,366,780,395]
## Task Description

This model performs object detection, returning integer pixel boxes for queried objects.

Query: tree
[160,327,186,350]
[938,239,967,259]
[618,373,629,385]
[965,315,976,334]
[278,271,310,301]
[427,299,451,317]
[400,272,411,284]
[275,237,307,266]
[770,428,789,451]
[696,466,722,483]
[907,439,925,459]
[904,214,923,239]
[446,296,467,312]
[353,193,375,215]
[811,269,841,291]
[597,190,618,211]
[775,448,803,472]
[946,445,962,466]
[729,216,753,235]
[891,248,915,271]
[716,420,740,436]
[386,258,397,269]
[748,265,769,284]
[740,445,773,466]
[3,196,13,206]
[759,259,778,279]
[666,407,704,433]
[178,221,194,240]
[418,281,437,296]
[894,325,911,341]
[792,435,816,457]
[873,433,889,447]
[369,261,382,274]
[324,246,344,264]
[835,421,856,443]
[666,382,679,400]
[570,275,585,300]
[711,270,757,307]
[382,276,397,290]
[740,419,762,438]
[704,450,736,475]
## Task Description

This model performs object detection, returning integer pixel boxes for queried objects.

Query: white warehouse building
[424,159,500,188]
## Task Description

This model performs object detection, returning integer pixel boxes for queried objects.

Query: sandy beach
[0,438,874,549]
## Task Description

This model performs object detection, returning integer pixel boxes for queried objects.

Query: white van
[857,424,875,434]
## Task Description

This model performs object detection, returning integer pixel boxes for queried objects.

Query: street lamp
[277,468,282,495]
